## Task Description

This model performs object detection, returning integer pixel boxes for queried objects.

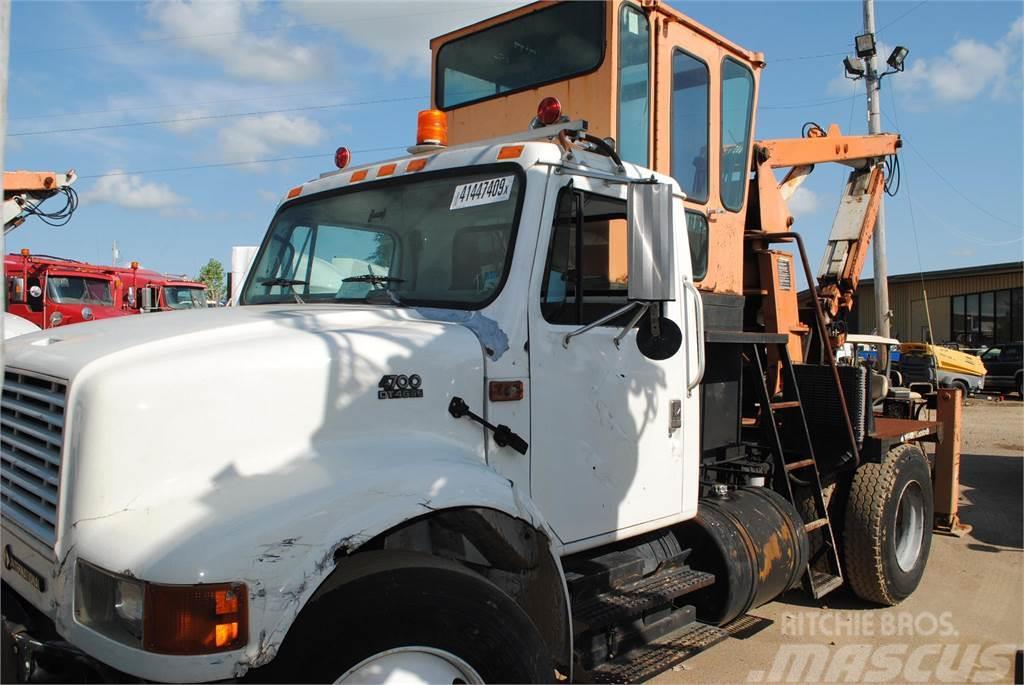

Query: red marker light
[537,97,562,126]
[334,147,351,169]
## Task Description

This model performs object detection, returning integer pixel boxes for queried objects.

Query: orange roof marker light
[406,158,429,173]
[377,163,397,178]
[286,186,302,199]
[416,109,448,147]
[350,169,369,183]
[498,145,524,160]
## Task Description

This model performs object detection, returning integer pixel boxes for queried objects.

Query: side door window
[720,57,755,212]
[618,4,650,166]
[541,188,629,326]
[671,50,709,203]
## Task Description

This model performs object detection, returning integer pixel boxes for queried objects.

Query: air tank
[677,487,809,626]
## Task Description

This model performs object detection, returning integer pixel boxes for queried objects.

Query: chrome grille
[1,370,67,546]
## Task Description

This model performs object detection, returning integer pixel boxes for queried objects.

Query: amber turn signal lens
[497,145,524,160]
[416,109,448,146]
[144,582,248,655]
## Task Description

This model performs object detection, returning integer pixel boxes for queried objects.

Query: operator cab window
[541,189,631,326]
[618,4,650,166]
[671,50,709,203]
[720,57,755,212]
[436,2,604,109]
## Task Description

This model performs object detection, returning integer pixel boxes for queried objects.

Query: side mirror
[27,282,43,312]
[8,277,25,303]
[628,182,681,360]
[627,182,676,303]
[140,287,155,311]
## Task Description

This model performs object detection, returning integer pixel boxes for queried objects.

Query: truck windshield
[164,286,208,309]
[242,167,524,309]
[435,2,604,109]
[46,276,113,306]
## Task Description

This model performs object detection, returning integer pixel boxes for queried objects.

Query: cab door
[527,173,700,547]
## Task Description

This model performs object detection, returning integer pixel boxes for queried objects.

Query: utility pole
[112,239,119,266]
[862,0,891,337]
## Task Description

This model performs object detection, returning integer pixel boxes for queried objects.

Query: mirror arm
[563,301,644,348]
[613,302,653,349]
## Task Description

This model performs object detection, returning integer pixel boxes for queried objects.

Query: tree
[197,258,226,302]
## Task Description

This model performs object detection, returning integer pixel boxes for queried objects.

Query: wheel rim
[335,647,484,685]
[893,480,925,573]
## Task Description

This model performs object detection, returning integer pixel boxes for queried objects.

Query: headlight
[75,561,144,647]
[75,561,247,654]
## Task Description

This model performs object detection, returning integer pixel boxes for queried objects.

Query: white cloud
[148,0,326,82]
[82,172,186,210]
[258,189,281,202]
[787,187,820,219]
[218,112,324,164]
[285,1,525,72]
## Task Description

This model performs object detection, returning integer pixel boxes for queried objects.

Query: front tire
[263,552,554,683]
[844,444,934,605]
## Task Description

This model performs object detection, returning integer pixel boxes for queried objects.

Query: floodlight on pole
[855,32,876,58]
[886,46,909,71]
[844,56,866,79]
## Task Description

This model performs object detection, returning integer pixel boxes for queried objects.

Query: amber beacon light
[416,109,448,147]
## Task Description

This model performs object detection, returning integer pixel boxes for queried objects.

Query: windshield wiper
[260,277,308,287]
[342,275,405,286]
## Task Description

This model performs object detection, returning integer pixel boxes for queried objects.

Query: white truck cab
[2,124,711,682]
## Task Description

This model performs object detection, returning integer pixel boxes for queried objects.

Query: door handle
[683,280,705,393]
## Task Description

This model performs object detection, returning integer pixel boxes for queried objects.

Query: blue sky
[5,0,1022,279]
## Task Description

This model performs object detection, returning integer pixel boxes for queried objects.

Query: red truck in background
[4,251,207,331]
[5,252,131,329]
[113,264,209,313]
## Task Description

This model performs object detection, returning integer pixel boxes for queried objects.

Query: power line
[876,0,930,34]
[77,146,408,180]
[12,5,483,55]
[772,50,848,64]
[759,93,864,110]
[879,107,1022,231]
[7,96,428,137]
[9,85,371,121]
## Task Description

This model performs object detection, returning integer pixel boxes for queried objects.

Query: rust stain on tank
[760,531,785,581]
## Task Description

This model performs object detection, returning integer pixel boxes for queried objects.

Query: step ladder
[747,340,844,599]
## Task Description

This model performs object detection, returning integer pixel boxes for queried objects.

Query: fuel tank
[677,487,809,625]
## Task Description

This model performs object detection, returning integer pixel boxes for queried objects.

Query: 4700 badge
[378,374,424,400]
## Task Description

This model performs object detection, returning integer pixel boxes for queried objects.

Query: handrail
[684,281,705,394]
[748,230,861,469]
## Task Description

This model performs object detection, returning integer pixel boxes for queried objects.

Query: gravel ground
[649,400,1024,685]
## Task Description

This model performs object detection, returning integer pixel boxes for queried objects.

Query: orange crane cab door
[652,16,761,297]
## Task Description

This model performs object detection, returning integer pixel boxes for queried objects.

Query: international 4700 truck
[2,2,955,682]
